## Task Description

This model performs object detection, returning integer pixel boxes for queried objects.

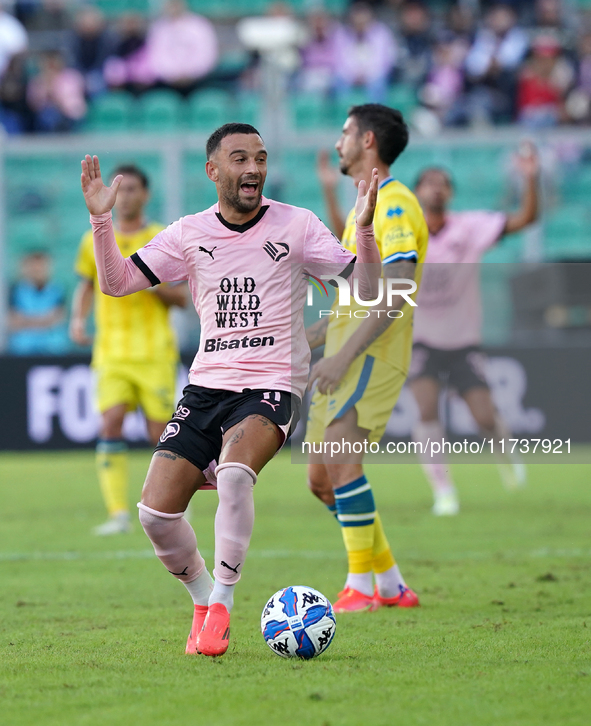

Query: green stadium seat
[386,84,417,118]
[187,89,231,132]
[93,0,150,17]
[544,206,591,259]
[85,92,136,132]
[292,94,337,130]
[235,94,261,127]
[8,218,49,251]
[138,90,185,132]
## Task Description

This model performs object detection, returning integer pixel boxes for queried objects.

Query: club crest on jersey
[263,241,289,261]
[160,422,180,442]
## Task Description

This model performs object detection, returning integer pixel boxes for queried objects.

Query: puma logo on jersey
[199,246,216,259]
[263,241,289,261]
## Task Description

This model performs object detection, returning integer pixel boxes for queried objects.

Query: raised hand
[81,154,122,216]
[354,167,379,227]
[317,149,340,191]
[514,141,540,179]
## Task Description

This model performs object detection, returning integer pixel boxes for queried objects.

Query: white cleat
[92,512,131,536]
[432,491,460,516]
[498,461,527,491]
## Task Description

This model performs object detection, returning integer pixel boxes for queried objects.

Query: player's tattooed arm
[306,317,330,350]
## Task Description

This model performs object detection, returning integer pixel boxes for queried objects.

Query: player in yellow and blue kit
[70,165,187,535]
[306,105,428,612]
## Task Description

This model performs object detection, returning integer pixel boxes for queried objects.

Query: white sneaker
[93,512,131,536]
[498,461,527,491]
[432,491,460,516]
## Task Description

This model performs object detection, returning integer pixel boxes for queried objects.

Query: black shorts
[154,384,301,474]
[409,344,489,395]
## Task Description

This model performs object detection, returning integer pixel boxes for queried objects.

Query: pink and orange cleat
[370,585,420,611]
[196,603,231,656]
[333,587,374,613]
[185,604,209,655]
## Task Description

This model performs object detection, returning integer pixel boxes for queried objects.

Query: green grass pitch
[1,449,590,726]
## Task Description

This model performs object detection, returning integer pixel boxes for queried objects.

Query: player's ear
[205,160,218,183]
[363,130,375,150]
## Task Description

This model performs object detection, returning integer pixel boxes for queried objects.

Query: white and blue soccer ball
[261,585,336,660]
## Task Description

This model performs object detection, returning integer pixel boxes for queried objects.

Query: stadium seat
[235,94,262,127]
[85,92,136,132]
[93,0,150,17]
[7,218,48,251]
[291,94,338,131]
[187,89,231,131]
[544,205,591,259]
[386,84,418,118]
[138,90,185,132]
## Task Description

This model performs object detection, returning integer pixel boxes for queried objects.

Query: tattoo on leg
[155,451,186,462]
[226,427,244,447]
[247,414,272,427]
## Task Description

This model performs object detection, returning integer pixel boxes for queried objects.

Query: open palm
[354,168,379,227]
[81,154,122,215]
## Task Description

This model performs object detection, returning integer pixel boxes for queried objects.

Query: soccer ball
[260,585,336,659]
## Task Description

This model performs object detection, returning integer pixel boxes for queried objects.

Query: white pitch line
[0,547,590,564]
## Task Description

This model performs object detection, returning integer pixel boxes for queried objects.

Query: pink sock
[413,421,456,496]
[138,503,206,583]
[212,463,257,588]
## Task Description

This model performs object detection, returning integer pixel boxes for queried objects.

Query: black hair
[111,164,149,189]
[206,123,263,159]
[348,104,409,167]
[414,166,454,190]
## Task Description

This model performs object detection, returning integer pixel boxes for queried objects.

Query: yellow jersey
[75,222,179,367]
[325,177,429,373]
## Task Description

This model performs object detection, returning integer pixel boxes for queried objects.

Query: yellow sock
[372,513,395,574]
[341,526,374,574]
[96,440,129,516]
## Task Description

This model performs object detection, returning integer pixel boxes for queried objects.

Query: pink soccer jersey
[133,198,354,399]
[412,210,506,350]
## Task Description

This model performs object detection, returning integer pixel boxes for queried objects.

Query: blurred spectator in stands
[517,33,574,128]
[8,250,69,355]
[398,1,433,86]
[104,13,155,95]
[0,3,27,81]
[27,49,86,132]
[66,5,114,98]
[531,0,574,50]
[145,0,218,96]
[565,31,591,123]
[418,33,465,130]
[0,51,32,132]
[444,2,476,48]
[21,0,70,32]
[461,3,529,125]
[333,2,397,103]
[298,8,340,95]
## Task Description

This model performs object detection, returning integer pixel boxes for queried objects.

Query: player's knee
[138,504,184,542]
[307,471,333,504]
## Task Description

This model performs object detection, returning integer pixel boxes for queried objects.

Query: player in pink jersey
[80,123,382,656]
[410,147,539,515]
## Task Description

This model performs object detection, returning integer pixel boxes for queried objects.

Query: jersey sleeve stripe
[131,252,161,286]
[382,250,418,265]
